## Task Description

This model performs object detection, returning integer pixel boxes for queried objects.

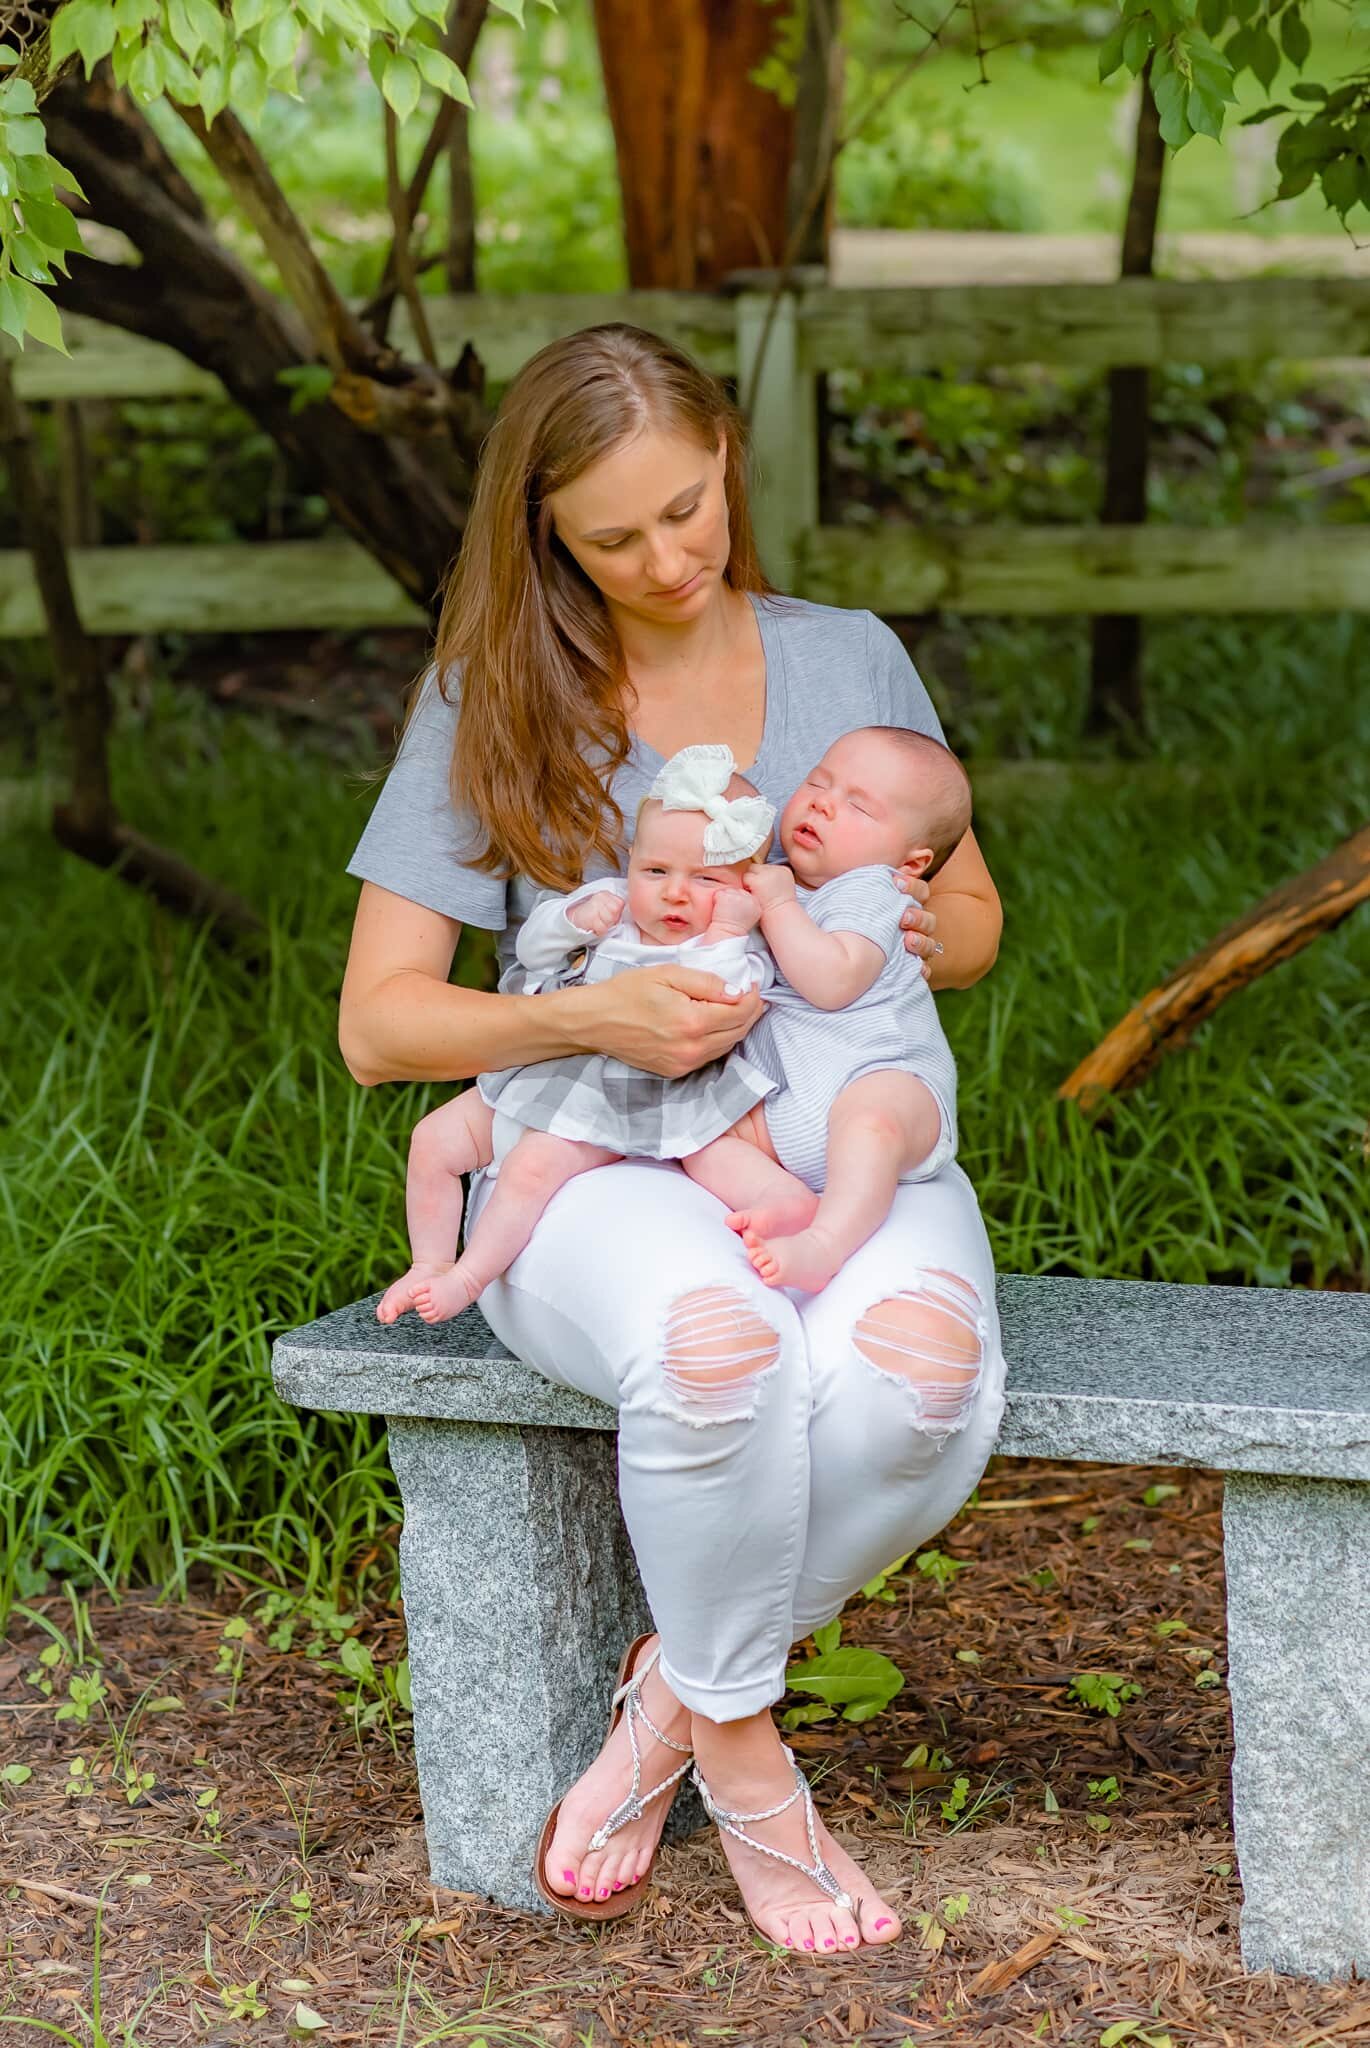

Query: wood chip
[966,1927,1063,1996]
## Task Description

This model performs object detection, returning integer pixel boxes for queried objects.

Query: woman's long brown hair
[430,323,772,892]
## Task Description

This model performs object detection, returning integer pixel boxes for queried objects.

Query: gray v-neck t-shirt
[347,593,946,976]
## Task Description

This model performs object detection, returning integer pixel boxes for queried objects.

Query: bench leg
[1223,1472,1370,1979]
[387,1416,701,1913]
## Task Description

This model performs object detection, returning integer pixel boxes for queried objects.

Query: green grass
[2,622,1367,1615]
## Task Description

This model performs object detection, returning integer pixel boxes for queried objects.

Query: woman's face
[548,424,730,623]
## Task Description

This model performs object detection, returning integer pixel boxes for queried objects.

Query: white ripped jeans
[469,1157,1008,1722]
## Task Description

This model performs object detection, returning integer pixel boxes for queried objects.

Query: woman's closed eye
[598,503,701,551]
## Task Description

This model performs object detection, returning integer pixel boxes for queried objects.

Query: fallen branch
[1059,824,1370,1106]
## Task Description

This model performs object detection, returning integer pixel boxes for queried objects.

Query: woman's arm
[899,827,1002,992]
[339,882,765,1086]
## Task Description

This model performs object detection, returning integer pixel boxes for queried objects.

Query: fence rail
[4,275,1369,638]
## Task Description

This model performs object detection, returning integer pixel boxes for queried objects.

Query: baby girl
[375,748,779,1325]
[687,724,972,1295]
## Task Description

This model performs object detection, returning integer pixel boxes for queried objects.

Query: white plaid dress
[479,879,778,1160]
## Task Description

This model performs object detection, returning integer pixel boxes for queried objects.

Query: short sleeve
[809,866,906,961]
[346,668,509,930]
[864,613,946,743]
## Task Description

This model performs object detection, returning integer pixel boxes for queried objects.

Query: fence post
[733,287,818,594]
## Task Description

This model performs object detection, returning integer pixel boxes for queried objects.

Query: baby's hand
[567,890,623,938]
[707,886,762,939]
[743,861,798,913]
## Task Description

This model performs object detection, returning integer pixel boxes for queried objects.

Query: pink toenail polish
[598,1887,610,1899]
[843,1935,858,1946]
[579,1888,592,1898]
[563,1870,576,1884]
[823,1938,835,1948]
[874,1917,892,1930]
[612,1881,623,1890]
[803,1938,815,1949]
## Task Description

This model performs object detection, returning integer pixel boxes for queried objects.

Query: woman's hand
[566,963,765,1078]
[893,868,943,981]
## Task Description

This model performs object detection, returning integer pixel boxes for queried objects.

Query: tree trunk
[591,0,798,288]
[1086,63,1164,747]
[1059,824,1370,1107]
[43,75,484,618]
[0,359,263,947]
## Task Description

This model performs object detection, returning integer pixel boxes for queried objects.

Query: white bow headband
[647,744,775,865]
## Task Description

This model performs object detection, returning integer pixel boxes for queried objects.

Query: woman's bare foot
[726,1186,819,1244]
[692,1720,902,1952]
[742,1222,846,1294]
[543,1637,693,1905]
[376,1262,450,1324]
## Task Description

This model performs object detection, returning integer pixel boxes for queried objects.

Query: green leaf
[1098,21,1127,81]
[490,0,525,19]
[229,43,269,120]
[812,1618,841,1655]
[411,42,472,105]
[51,0,118,69]
[1,74,36,113]
[128,38,166,102]
[780,1701,835,1730]
[1,1761,33,1785]
[11,274,67,352]
[1248,23,1280,89]
[1197,0,1224,33]
[380,49,420,121]
[1290,81,1328,102]
[1188,85,1224,139]
[1322,152,1361,217]
[1280,7,1310,68]
[5,115,49,155]
[258,7,300,73]
[1122,18,1150,72]
[337,1635,375,1680]
[0,44,18,67]
[233,0,272,30]
[1152,64,1195,148]
[784,1644,906,1718]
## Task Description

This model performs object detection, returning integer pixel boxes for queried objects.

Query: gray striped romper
[744,864,958,1196]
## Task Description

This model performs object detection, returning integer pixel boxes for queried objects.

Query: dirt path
[4,1456,1366,2046]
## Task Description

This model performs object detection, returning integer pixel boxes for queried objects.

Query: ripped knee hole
[853,1269,985,1436]
[659,1286,781,1423]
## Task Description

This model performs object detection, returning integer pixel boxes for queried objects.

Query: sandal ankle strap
[692,1752,853,1913]
[586,1648,693,1853]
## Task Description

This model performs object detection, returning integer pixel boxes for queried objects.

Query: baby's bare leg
[377,1091,495,1324]
[745,1075,943,1295]
[683,1103,818,1240]
[414,1130,620,1323]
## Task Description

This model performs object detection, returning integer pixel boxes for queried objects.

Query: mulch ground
[3,1456,1366,2048]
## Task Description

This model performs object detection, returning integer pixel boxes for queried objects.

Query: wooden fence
[4,275,1370,639]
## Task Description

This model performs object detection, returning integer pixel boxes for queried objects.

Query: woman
[340,324,1007,1955]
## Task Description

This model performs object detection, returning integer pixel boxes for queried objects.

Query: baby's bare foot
[412,1261,484,1323]
[743,1224,847,1294]
[726,1187,818,1244]
[377,1263,451,1324]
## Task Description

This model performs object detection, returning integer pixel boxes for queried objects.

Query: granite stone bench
[271,1273,1370,1980]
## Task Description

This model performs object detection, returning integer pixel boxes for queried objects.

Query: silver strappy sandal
[692,1744,857,1940]
[533,1634,693,1920]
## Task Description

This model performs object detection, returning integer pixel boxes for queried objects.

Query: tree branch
[1059,825,1370,1107]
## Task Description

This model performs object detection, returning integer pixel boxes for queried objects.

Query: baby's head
[780,727,971,888]
[628,749,775,944]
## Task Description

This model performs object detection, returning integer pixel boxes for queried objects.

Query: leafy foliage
[0,0,551,348]
[1101,1,1370,221]
[0,45,85,351]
